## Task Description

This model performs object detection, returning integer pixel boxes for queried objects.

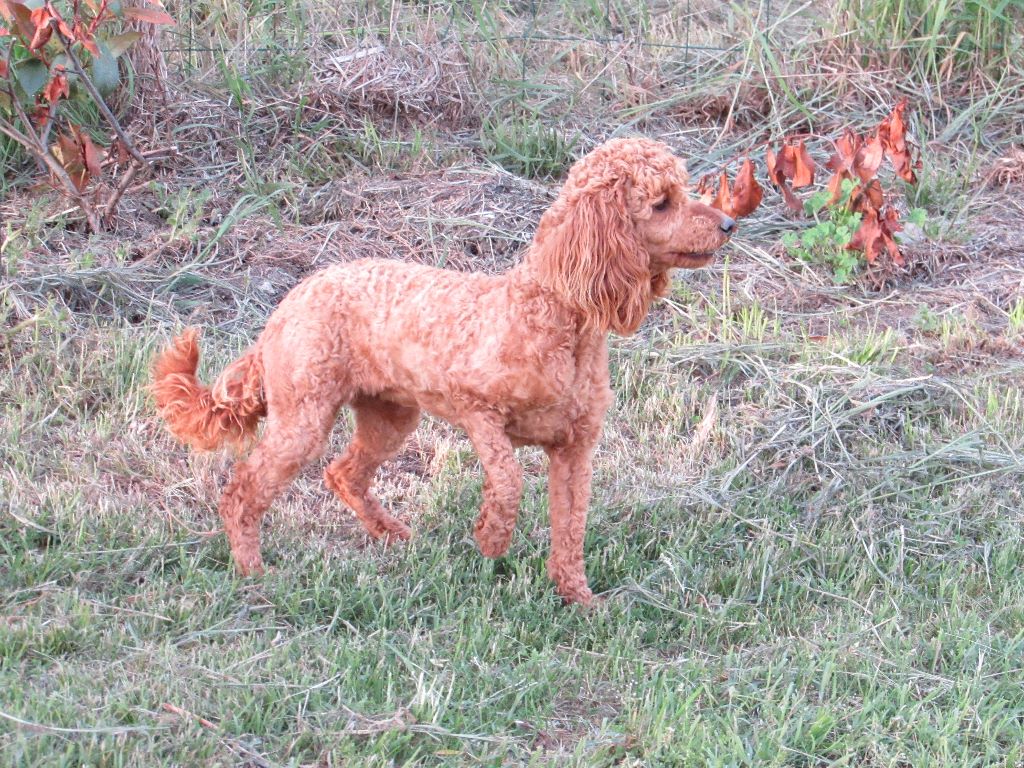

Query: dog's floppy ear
[531,178,653,336]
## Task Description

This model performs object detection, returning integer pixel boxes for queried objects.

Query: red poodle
[152,137,734,605]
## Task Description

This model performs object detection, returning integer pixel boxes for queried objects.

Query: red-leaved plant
[695,99,921,277]
[0,0,174,231]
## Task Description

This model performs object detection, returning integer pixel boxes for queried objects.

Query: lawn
[2,1,1024,765]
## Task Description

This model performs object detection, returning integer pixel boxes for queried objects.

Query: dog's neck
[505,257,615,341]
[508,247,664,339]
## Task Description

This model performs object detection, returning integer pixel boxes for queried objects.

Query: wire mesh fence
[161,1,778,76]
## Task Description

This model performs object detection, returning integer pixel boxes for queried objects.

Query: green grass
[2,276,1023,765]
[480,118,579,180]
[834,0,1024,77]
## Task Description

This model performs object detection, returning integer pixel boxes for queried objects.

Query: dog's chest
[503,337,612,446]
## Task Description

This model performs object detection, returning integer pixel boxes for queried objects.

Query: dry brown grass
[308,42,480,130]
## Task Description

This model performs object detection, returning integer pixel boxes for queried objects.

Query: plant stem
[0,117,37,150]
[101,159,140,222]
[55,26,148,168]
[39,100,59,147]
[5,84,101,231]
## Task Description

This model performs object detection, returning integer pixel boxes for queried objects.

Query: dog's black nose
[720,216,736,234]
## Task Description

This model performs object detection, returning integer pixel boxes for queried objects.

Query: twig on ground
[161,702,219,730]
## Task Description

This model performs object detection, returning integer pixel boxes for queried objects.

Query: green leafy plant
[0,0,174,231]
[783,179,865,283]
[150,182,213,243]
[913,303,943,335]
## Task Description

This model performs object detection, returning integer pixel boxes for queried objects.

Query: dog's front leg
[543,443,597,605]
[463,413,523,559]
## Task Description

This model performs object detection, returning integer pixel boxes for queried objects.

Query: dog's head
[530,137,734,335]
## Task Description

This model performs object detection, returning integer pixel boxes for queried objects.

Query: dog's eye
[653,196,671,212]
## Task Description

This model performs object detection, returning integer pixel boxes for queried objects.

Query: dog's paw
[473,519,513,558]
[476,536,511,559]
[380,522,412,546]
[562,588,595,607]
[552,579,595,607]
[235,557,266,578]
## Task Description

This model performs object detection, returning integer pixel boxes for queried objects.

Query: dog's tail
[151,328,266,452]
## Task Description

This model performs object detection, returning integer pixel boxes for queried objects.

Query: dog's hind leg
[218,401,338,575]
[324,396,420,543]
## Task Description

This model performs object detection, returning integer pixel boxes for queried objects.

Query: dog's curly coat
[152,137,734,605]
